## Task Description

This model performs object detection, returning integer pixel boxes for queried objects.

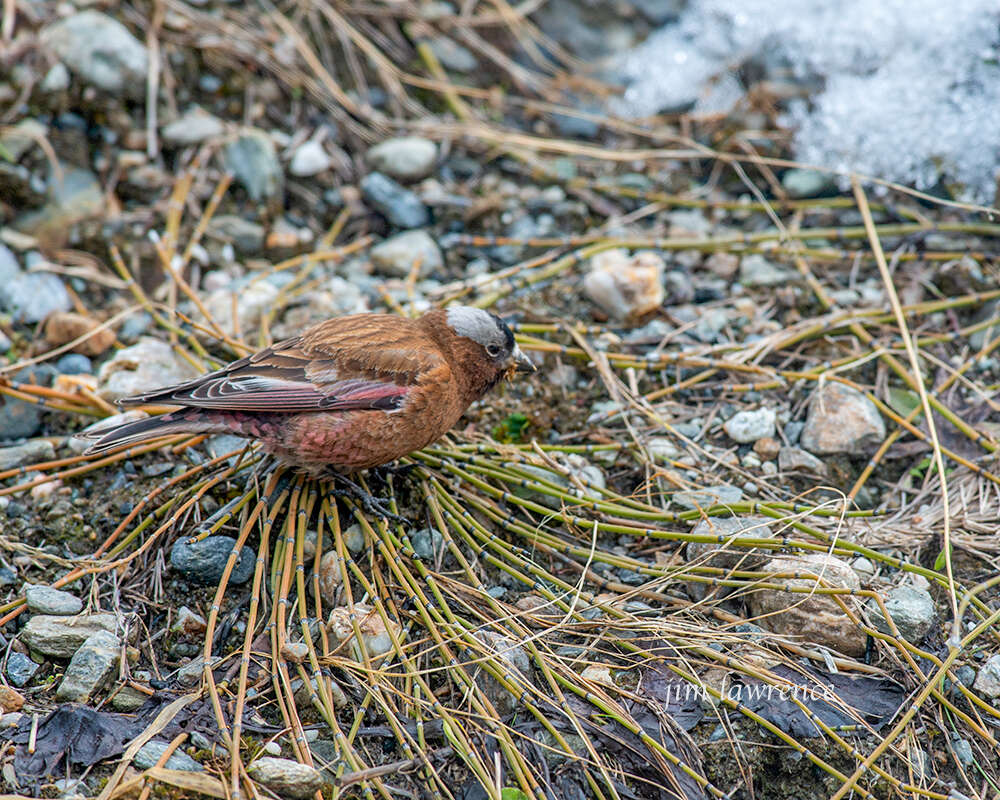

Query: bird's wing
[119,314,445,413]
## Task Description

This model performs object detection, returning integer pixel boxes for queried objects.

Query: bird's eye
[486,344,501,357]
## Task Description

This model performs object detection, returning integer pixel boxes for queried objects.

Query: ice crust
[611,0,1000,203]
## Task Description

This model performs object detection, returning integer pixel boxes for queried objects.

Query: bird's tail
[83,410,220,455]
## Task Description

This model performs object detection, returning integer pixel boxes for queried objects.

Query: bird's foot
[324,471,409,526]
[372,461,418,481]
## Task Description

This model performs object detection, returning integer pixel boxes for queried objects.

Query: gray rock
[645,437,682,463]
[473,631,531,717]
[223,128,284,203]
[723,408,776,443]
[427,35,478,72]
[13,166,104,238]
[691,307,729,342]
[0,441,55,471]
[40,11,148,95]
[201,280,279,338]
[0,329,13,355]
[673,484,743,509]
[781,168,837,198]
[249,757,324,799]
[20,613,118,658]
[170,536,256,585]
[739,254,796,287]
[0,366,55,442]
[799,382,886,456]
[289,140,331,177]
[205,215,265,254]
[749,553,866,657]
[0,272,72,324]
[367,137,437,182]
[361,173,429,228]
[40,62,71,92]
[55,629,120,702]
[973,654,1000,698]
[110,683,149,711]
[161,108,225,146]
[868,584,935,643]
[551,108,600,139]
[6,652,39,688]
[56,353,93,375]
[134,740,203,772]
[952,737,974,766]
[411,528,445,561]
[370,229,442,277]
[98,337,202,402]
[25,585,82,616]
[0,244,19,283]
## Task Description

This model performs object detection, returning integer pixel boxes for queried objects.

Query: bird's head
[443,306,535,389]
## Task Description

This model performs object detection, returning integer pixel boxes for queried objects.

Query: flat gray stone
[673,484,743,510]
[0,441,55,471]
[134,740,203,771]
[369,229,442,277]
[55,629,120,702]
[20,613,117,658]
[162,108,225,146]
[868,584,935,643]
[249,757,324,798]
[25,585,82,616]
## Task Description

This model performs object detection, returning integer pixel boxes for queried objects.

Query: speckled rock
[673,484,743,510]
[868,583,935,643]
[800,382,886,456]
[777,446,828,475]
[20,613,118,658]
[134,740,203,771]
[973,654,1000,698]
[55,629,120,702]
[248,757,324,798]
[583,249,664,320]
[327,603,401,661]
[97,337,201,402]
[748,553,866,656]
[40,11,148,95]
[723,408,776,443]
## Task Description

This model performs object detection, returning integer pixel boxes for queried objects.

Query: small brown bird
[86,307,535,474]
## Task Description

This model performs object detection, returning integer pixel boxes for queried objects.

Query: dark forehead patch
[491,312,514,351]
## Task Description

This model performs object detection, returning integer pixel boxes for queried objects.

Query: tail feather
[83,411,218,455]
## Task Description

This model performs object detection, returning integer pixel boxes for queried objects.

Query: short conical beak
[510,345,536,373]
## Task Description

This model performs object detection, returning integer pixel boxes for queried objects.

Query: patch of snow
[611,0,1000,203]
